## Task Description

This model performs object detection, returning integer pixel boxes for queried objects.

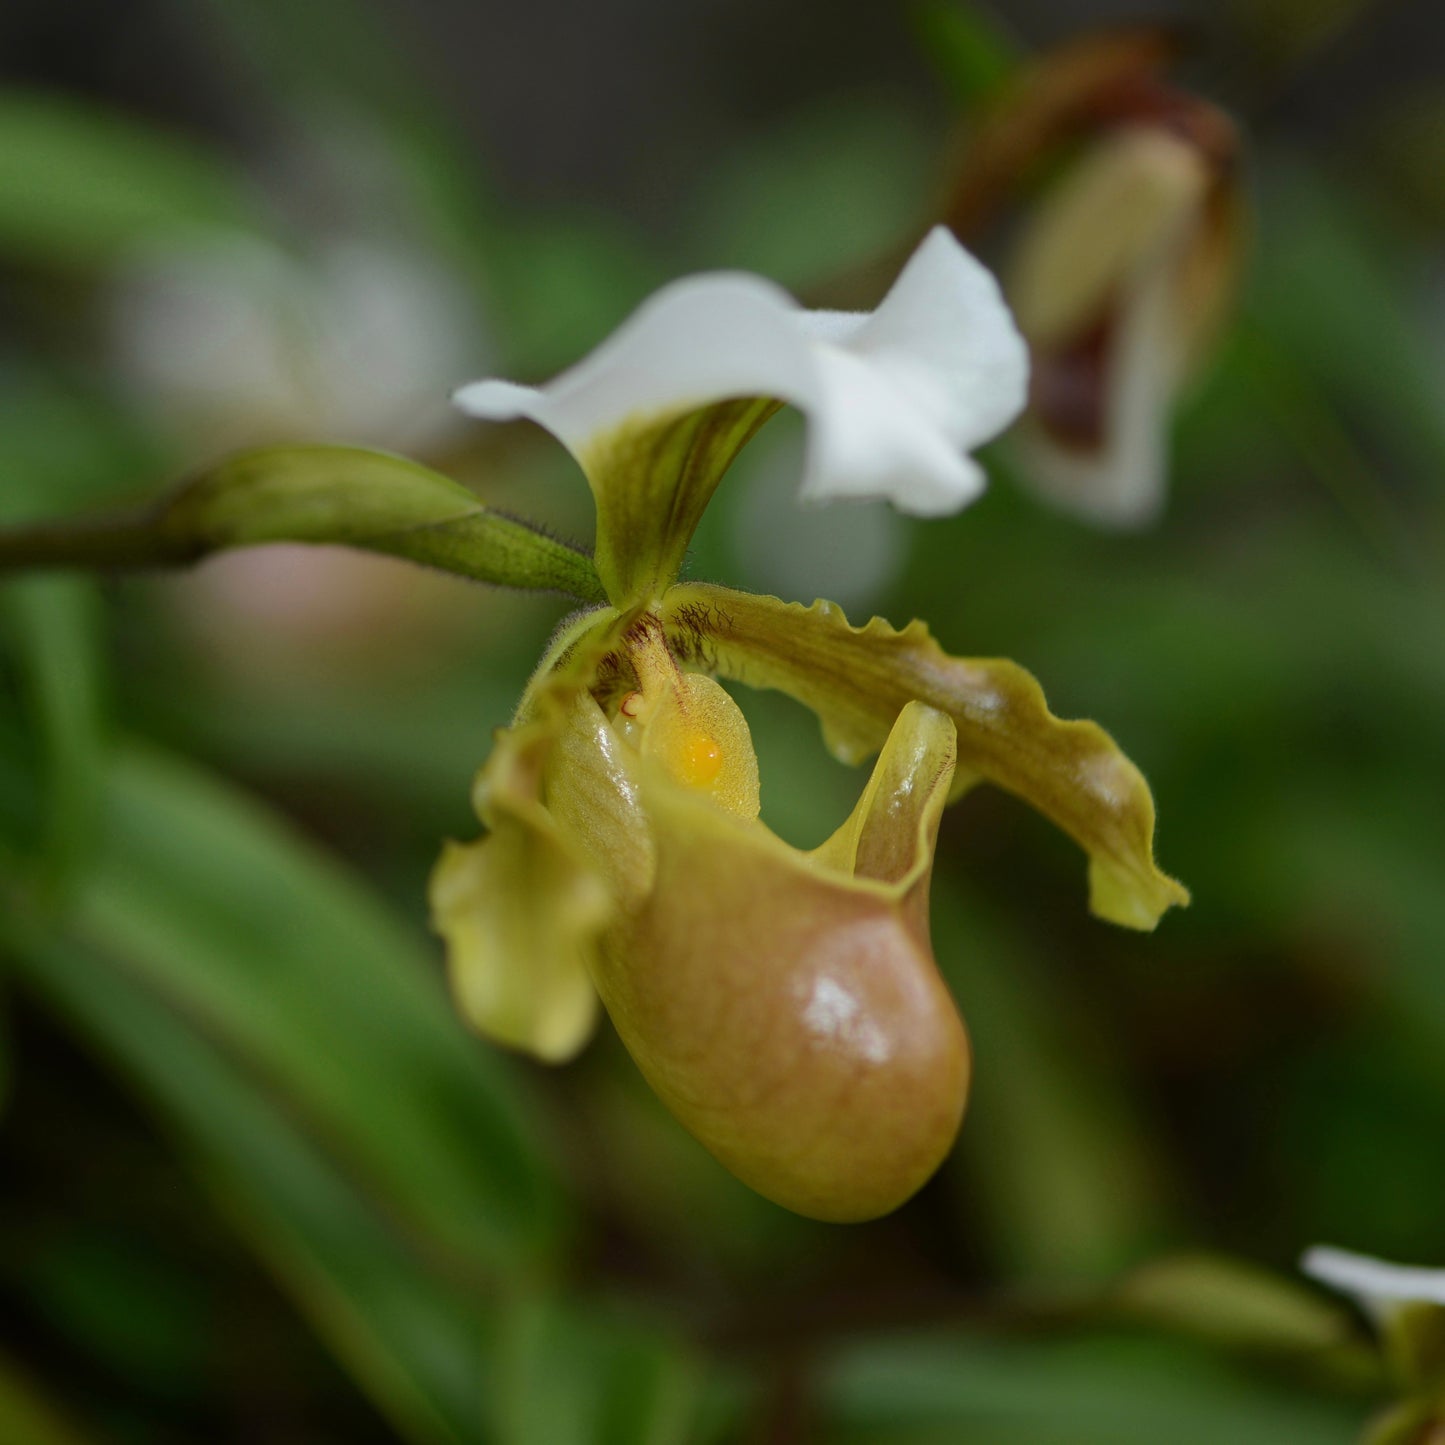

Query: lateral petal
[661,583,1189,930]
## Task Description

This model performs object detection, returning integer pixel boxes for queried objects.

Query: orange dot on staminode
[676,732,723,787]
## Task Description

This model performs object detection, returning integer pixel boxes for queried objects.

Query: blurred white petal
[110,235,484,453]
[1302,1245,1445,1320]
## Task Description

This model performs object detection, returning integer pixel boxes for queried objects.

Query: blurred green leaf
[1,528,567,1442]
[1248,165,1445,503]
[934,885,1175,1279]
[1108,1253,1366,1360]
[18,1227,210,1394]
[1242,780,1445,1053]
[498,1296,704,1445]
[64,741,565,1279]
[0,580,105,891]
[0,1352,95,1445]
[911,0,1023,105]
[685,101,930,289]
[820,1333,1364,1445]
[0,569,562,1436]
[0,914,496,1445]
[489,215,665,377]
[0,91,264,265]
[184,0,508,299]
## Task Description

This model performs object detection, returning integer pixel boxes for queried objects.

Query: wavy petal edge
[659,583,1189,930]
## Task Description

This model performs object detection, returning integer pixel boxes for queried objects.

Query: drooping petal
[590,702,969,1223]
[660,583,1188,930]
[453,228,1027,605]
[430,614,633,1063]
[429,719,611,1063]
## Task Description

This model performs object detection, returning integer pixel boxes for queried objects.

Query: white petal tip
[451,377,546,421]
[1302,1245,1445,1309]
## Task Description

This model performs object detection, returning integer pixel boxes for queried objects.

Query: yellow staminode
[623,646,760,820]
[672,730,723,788]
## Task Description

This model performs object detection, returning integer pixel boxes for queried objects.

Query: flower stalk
[0,444,605,601]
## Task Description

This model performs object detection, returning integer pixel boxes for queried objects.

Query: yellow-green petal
[430,703,615,1063]
[661,582,1188,930]
[429,823,607,1063]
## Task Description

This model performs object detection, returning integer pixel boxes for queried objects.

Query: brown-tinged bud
[1007,109,1243,525]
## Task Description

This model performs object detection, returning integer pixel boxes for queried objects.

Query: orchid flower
[1304,1247,1445,1444]
[0,221,1188,1223]
[429,226,1188,1222]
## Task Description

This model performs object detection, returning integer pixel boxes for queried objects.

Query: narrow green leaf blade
[1,920,495,1445]
[0,580,105,891]
[70,742,565,1279]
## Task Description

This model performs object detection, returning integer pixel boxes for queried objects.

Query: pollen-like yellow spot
[673,731,723,788]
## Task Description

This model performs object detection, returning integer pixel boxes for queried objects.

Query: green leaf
[1248,166,1445,494]
[1,916,497,1445]
[1108,1254,1367,1359]
[0,556,564,1437]
[933,886,1174,1278]
[0,580,105,892]
[684,100,930,288]
[820,1333,1365,1445]
[67,742,564,1279]
[0,91,263,264]
[496,1296,702,1445]
[911,0,1023,106]
[0,445,606,601]
[0,1352,96,1445]
[0,736,572,1441]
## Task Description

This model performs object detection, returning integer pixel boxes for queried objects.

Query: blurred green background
[2,0,1444,1440]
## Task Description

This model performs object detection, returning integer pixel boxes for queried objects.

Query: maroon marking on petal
[1030,308,1116,453]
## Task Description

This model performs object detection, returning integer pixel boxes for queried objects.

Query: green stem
[0,445,608,603]
[0,504,187,573]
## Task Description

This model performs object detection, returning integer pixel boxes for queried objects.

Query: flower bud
[1007,109,1242,525]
